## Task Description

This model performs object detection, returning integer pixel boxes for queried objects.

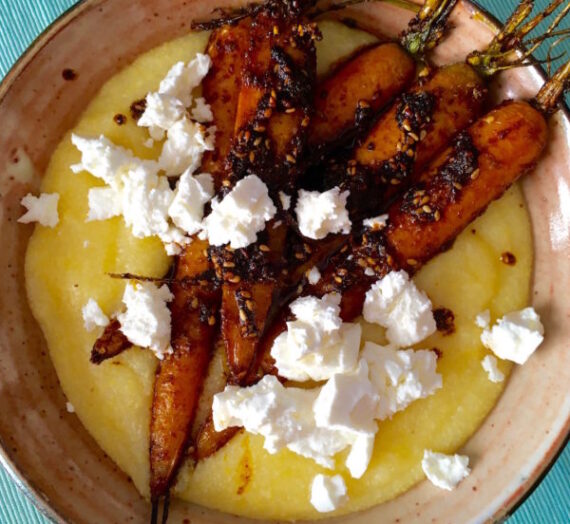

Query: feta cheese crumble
[66,402,75,413]
[362,213,388,230]
[310,474,348,513]
[18,193,59,228]
[296,187,351,240]
[475,309,490,329]
[202,175,277,249]
[421,450,470,490]
[480,307,544,364]
[362,342,442,420]
[138,54,212,140]
[213,375,376,476]
[117,282,174,360]
[82,298,110,332]
[481,355,505,383]
[168,171,214,235]
[159,118,215,176]
[306,266,321,285]
[363,270,436,346]
[270,294,361,382]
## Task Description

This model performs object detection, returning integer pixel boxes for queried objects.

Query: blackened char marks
[401,131,479,223]
[338,91,435,220]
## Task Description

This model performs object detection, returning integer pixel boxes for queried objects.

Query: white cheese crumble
[481,355,504,383]
[279,191,291,210]
[480,307,544,364]
[475,309,490,329]
[362,342,442,420]
[310,474,348,513]
[138,54,212,140]
[117,282,174,360]
[66,402,75,413]
[81,298,110,332]
[270,294,361,382]
[313,360,378,478]
[422,450,471,490]
[191,97,214,122]
[295,187,351,240]
[159,118,215,176]
[306,266,321,285]
[202,174,276,249]
[18,193,59,228]
[363,270,436,347]
[168,171,214,235]
[213,375,375,476]
[362,213,388,230]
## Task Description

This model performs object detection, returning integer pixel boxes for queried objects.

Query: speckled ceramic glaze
[0,1,568,523]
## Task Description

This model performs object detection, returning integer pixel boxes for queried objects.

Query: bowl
[0,0,568,522]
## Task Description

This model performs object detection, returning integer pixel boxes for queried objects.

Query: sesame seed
[239,309,247,322]
[470,168,480,180]
[286,154,296,164]
[422,205,432,213]
[208,315,216,326]
[407,258,418,266]
[259,244,270,252]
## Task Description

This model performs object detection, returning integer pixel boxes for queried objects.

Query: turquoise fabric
[0,1,568,522]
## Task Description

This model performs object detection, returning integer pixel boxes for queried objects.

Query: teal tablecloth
[0,1,568,523]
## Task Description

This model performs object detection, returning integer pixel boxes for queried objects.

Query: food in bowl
[18,0,569,520]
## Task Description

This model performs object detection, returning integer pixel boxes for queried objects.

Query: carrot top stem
[399,0,458,56]
[467,0,570,77]
[535,59,570,114]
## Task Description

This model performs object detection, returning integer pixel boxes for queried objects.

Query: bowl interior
[0,1,568,523]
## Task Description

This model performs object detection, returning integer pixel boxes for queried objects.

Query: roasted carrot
[149,20,250,510]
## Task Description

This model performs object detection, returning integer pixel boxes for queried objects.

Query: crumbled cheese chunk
[279,191,291,210]
[66,402,75,413]
[117,282,174,360]
[363,270,436,346]
[138,92,186,141]
[159,118,215,176]
[422,450,470,490]
[313,361,378,478]
[475,309,490,329]
[168,171,214,235]
[363,214,388,230]
[213,375,373,474]
[481,355,504,383]
[139,54,212,139]
[87,186,122,221]
[18,193,59,227]
[306,266,321,285]
[202,175,276,249]
[480,307,544,364]
[81,298,110,331]
[296,187,351,239]
[159,54,211,106]
[191,97,214,123]
[310,474,348,513]
[270,294,361,382]
[71,134,149,185]
[362,342,442,420]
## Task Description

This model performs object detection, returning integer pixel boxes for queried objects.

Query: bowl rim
[0,1,568,523]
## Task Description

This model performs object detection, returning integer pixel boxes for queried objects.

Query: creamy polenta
[25,21,531,521]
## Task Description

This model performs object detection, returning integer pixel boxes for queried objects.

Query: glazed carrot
[148,20,250,508]
[149,239,219,500]
[201,19,252,185]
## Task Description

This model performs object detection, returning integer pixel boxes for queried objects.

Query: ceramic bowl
[0,1,568,523]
